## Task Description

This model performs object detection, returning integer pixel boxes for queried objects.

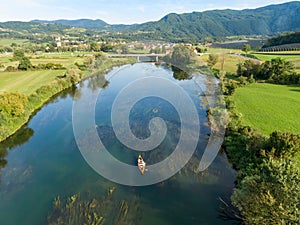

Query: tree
[263,131,300,159]
[260,58,295,80]
[90,42,100,52]
[237,60,260,78]
[232,159,300,225]
[168,45,196,70]
[18,56,32,70]
[207,54,218,69]
[242,44,251,53]
[121,45,129,54]
[65,68,82,85]
[13,49,25,61]
[100,44,114,52]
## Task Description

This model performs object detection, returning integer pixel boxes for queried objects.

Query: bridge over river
[107,53,166,62]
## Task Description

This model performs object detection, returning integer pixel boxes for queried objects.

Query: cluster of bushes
[0,92,28,117]
[224,124,300,224]
[219,74,255,96]
[5,62,66,72]
[74,62,87,71]
[0,92,30,141]
[34,63,66,70]
[194,47,208,53]
[4,49,66,72]
[219,72,300,224]
[237,58,300,85]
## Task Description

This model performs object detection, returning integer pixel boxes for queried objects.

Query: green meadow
[232,83,300,135]
[0,70,65,95]
[199,53,245,73]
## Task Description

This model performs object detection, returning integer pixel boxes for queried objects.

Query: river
[0,63,237,225]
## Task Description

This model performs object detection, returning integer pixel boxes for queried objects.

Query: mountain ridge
[1,1,299,42]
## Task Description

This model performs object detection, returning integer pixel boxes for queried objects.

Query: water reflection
[0,127,34,184]
[88,71,110,92]
[172,65,191,80]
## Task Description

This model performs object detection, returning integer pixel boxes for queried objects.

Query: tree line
[263,31,300,48]
[237,58,300,85]
[4,49,66,72]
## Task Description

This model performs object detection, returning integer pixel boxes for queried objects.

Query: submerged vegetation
[48,189,142,225]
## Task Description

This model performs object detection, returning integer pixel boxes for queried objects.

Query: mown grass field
[0,70,65,95]
[0,55,85,72]
[252,53,300,61]
[205,47,242,54]
[232,83,300,135]
[30,57,84,68]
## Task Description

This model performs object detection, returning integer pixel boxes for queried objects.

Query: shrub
[5,66,17,72]
[0,92,28,117]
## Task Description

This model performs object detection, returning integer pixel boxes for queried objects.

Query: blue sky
[0,0,296,24]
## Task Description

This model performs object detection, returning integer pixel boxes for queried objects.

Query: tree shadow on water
[0,126,34,185]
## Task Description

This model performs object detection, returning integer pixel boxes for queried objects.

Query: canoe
[137,155,146,175]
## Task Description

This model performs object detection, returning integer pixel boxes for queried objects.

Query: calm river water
[0,63,237,225]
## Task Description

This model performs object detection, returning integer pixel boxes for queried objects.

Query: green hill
[133,2,300,41]
[32,19,108,30]
[1,1,300,42]
[0,21,70,34]
[263,31,300,48]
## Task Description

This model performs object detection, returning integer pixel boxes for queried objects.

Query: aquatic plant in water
[47,188,142,225]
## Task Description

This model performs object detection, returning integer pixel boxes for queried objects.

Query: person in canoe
[137,155,146,174]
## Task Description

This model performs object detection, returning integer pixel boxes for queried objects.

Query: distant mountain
[131,1,300,41]
[30,1,300,41]
[31,19,108,30]
[2,1,300,42]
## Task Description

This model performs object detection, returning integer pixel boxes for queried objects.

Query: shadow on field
[289,89,300,92]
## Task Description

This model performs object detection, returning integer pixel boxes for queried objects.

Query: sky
[0,0,297,24]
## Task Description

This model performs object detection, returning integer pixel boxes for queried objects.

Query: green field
[30,57,83,68]
[205,47,242,54]
[0,55,85,72]
[199,53,245,73]
[0,38,29,46]
[232,83,300,135]
[252,53,300,61]
[0,70,65,95]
